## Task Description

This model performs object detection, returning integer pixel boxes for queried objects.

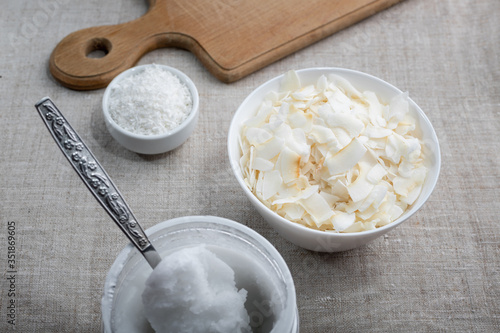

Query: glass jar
[101,216,299,333]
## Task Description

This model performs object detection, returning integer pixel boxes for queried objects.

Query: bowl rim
[228,67,441,238]
[102,64,199,141]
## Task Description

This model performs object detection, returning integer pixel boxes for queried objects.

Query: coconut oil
[101,216,298,333]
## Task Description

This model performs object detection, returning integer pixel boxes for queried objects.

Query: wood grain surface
[49,0,402,90]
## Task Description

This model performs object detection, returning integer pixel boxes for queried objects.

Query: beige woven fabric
[1,0,499,332]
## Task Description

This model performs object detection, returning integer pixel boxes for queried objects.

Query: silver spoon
[35,97,162,269]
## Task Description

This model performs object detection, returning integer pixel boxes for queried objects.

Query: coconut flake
[367,163,388,184]
[255,137,285,160]
[278,147,301,184]
[245,127,273,145]
[262,170,282,200]
[239,70,428,233]
[326,138,367,175]
[331,212,356,232]
[281,70,301,92]
[252,157,274,171]
[326,112,365,138]
[347,161,375,202]
[309,125,337,144]
[283,204,305,220]
[300,192,334,226]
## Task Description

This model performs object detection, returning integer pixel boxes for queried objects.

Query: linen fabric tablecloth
[1,0,499,332]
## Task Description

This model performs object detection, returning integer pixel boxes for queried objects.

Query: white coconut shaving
[108,65,192,135]
[239,70,428,232]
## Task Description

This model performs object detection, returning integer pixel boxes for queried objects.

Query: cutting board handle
[49,10,175,90]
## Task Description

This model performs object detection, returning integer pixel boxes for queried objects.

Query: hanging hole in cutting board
[86,38,112,59]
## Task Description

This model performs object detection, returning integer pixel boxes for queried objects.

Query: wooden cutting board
[49,0,402,90]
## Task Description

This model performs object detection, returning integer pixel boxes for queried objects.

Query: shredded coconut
[108,65,193,135]
[239,70,428,233]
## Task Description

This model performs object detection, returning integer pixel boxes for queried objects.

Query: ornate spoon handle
[35,97,161,268]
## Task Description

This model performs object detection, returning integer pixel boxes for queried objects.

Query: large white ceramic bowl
[102,64,199,154]
[228,67,441,252]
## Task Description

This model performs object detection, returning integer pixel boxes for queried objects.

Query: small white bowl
[101,216,298,333]
[102,64,199,154]
[228,67,441,252]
